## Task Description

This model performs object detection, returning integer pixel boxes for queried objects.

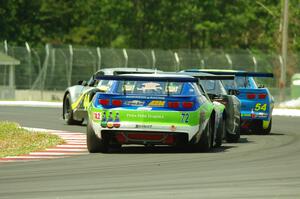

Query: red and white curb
[0,127,88,163]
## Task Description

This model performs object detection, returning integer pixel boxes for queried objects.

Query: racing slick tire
[215,117,225,147]
[226,116,241,143]
[196,119,213,152]
[63,93,83,125]
[258,118,272,135]
[87,121,109,153]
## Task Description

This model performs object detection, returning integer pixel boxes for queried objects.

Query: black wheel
[259,119,272,135]
[215,117,225,147]
[226,128,240,143]
[196,119,213,152]
[87,121,109,153]
[226,116,241,143]
[63,93,83,125]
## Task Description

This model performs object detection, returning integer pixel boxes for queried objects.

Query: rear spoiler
[184,70,274,78]
[189,74,235,80]
[95,75,198,83]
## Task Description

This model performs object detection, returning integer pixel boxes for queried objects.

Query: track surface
[0,106,300,198]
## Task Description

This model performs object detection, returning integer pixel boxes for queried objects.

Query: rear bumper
[241,110,270,121]
[101,130,189,146]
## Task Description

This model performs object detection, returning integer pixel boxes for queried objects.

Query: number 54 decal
[181,113,189,123]
[255,103,267,111]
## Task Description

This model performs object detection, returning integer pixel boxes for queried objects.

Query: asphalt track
[0,106,300,199]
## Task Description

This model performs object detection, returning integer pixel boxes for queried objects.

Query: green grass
[0,121,65,158]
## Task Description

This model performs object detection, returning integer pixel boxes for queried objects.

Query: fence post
[174,52,180,71]
[68,44,73,87]
[123,48,128,68]
[25,42,32,88]
[225,53,233,69]
[151,50,156,69]
[3,40,8,86]
[41,44,50,100]
[97,47,101,70]
[252,56,257,72]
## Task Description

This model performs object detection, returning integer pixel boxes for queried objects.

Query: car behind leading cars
[62,67,160,125]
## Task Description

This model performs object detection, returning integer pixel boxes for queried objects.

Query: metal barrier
[0,41,299,102]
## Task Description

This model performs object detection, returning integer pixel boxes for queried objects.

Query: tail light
[99,99,109,106]
[258,93,267,99]
[112,99,122,106]
[168,102,180,108]
[246,93,256,99]
[182,101,194,109]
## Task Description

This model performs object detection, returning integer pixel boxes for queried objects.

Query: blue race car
[183,69,274,134]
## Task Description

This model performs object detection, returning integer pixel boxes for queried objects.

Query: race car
[184,69,274,134]
[86,74,225,153]
[181,71,241,143]
[62,68,160,125]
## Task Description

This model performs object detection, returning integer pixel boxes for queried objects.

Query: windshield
[116,81,198,95]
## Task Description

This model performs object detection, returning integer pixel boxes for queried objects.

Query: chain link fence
[0,41,299,102]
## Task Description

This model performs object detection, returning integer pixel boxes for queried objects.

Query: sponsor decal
[101,111,121,128]
[94,112,101,120]
[113,112,121,128]
[101,112,107,128]
[170,125,176,131]
[124,100,145,106]
[126,113,164,119]
[135,124,152,129]
[148,100,165,107]
[137,107,152,111]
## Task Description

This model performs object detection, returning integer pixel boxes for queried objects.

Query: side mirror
[258,84,265,88]
[228,89,240,96]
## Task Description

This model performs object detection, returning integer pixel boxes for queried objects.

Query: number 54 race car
[86,74,225,153]
[187,69,274,134]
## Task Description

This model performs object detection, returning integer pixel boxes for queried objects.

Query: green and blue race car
[86,74,226,153]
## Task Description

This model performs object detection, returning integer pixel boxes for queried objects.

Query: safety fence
[0,41,299,102]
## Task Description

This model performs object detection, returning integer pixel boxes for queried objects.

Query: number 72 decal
[255,103,267,111]
[181,113,189,123]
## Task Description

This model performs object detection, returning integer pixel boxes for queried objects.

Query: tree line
[1,0,300,52]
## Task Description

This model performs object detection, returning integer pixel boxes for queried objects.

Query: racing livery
[62,68,160,125]
[181,71,241,143]
[185,69,274,134]
[86,74,225,153]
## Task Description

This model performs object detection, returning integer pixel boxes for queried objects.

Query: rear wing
[184,70,274,78]
[189,74,235,80]
[95,75,198,82]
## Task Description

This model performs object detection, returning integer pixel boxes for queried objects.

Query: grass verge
[0,121,65,158]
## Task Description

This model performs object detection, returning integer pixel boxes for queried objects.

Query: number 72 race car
[86,74,226,153]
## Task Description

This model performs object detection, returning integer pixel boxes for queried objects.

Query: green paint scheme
[88,102,215,127]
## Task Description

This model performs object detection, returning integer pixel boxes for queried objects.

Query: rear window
[222,77,257,89]
[116,81,197,95]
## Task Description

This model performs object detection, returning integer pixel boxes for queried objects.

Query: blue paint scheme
[223,76,274,123]
[93,79,203,112]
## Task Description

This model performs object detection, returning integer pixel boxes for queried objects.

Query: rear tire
[215,117,225,147]
[63,93,83,125]
[196,120,213,152]
[258,119,272,135]
[87,121,109,153]
[226,116,241,143]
